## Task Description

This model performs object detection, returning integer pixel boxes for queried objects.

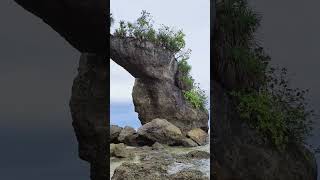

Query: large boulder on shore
[137,118,183,145]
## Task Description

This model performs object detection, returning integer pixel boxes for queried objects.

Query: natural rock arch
[13,1,108,180]
[110,35,209,134]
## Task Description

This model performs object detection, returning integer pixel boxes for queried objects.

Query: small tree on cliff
[112,10,208,110]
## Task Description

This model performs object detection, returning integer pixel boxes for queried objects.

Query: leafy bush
[217,0,314,150]
[113,10,186,53]
[184,84,208,110]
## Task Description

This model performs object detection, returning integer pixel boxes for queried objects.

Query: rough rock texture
[137,118,183,145]
[152,142,165,150]
[185,150,210,159]
[213,80,318,180]
[169,169,209,180]
[118,126,136,143]
[111,145,210,180]
[110,143,131,158]
[110,125,122,143]
[110,35,209,134]
[180,138,198,147]
[187,128,208,146]
[70,53,107,180]
[14,0,107,54]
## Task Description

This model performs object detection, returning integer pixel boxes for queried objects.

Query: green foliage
[217,0,314,150]
[184,84,208,110]
[113,10,186,53]
[217,0,260,47]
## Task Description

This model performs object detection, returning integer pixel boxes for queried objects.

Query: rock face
[187,128,209,146]
[70,53,107,180]
[110,143,131,158]
[137,118,183,145]
[110,125,122,143]
[14,0,107,54]
[110,36,209,134]
[213,80,318,180]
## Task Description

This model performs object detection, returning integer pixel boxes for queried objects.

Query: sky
[249,0,320,178]
[0,0,89,179]
[110,0,210,128]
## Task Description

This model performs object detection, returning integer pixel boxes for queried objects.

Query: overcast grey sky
[110,0,210,104]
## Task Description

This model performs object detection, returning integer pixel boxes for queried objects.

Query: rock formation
[110,35,209,134]
[13,1,108,179]
[70,53,107,180]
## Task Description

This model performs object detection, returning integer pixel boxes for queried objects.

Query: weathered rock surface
[110,36,209,134]
[14,0,107,54]
[169,169,209,180]
[111,145,210,180]
[118,126,136,143]
[213,80,318,180]
[137,118,183,145]
[152,142,165,150]
[70,53,107,180]
[185,150,210,159]
[180,138,198,147]
[110,125,122,143]
[187,128,209,146]
[110,143,132,158]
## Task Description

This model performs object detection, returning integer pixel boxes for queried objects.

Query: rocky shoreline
[110,118,210,180]
[110,143,210,180]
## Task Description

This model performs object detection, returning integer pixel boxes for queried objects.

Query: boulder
[118,126,136,144]
[187,128,208,146]
[152,142,165,150]
[137,119,183,145]
[180,138,199,147]
[169,169,209,180]
[111,162,168,180]
[110,125,122,143]
[110,143,131,158]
